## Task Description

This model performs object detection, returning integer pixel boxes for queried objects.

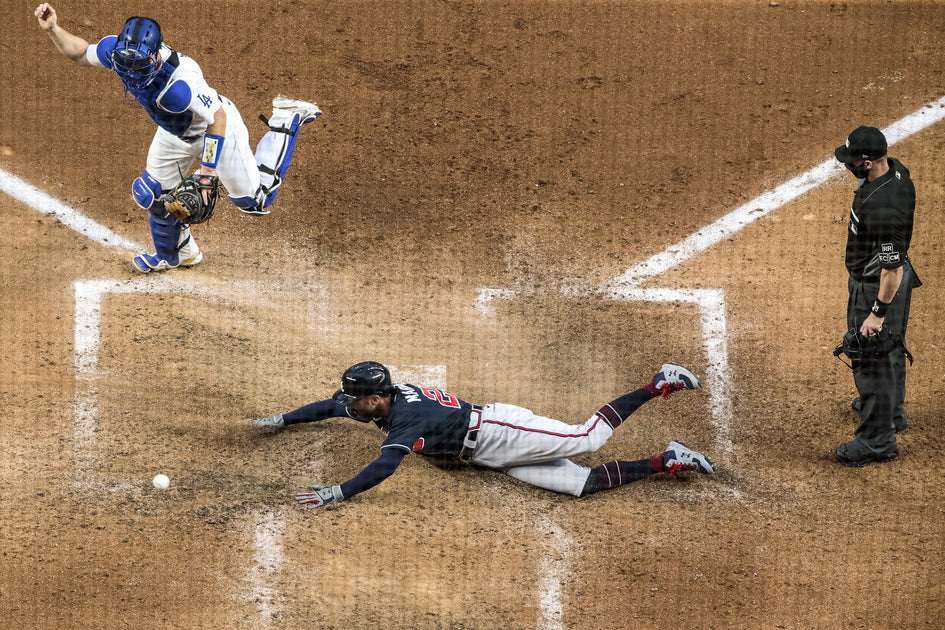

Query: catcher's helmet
[112,17,164,90]
[332,361,393,406]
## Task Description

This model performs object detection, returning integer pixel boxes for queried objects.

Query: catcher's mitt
[833,326,913,368]
[162,174,219,224]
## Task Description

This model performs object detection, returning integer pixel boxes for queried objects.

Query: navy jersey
[845,158,915,280]
[279,384,474,500]
[380,384,473,458]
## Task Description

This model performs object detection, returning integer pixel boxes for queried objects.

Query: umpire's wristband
[871,298,890,318]
[201,134,224,168]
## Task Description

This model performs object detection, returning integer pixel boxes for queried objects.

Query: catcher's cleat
[663,441,715,477]
[132,240,202,273]
[132,250,203,273]
[647,363,701,398]
[272,94,322,125]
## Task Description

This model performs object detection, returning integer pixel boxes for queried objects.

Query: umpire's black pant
[846,261,919,455]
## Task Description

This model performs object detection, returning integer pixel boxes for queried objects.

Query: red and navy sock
[580,455,665,496]
[595,389,658,430]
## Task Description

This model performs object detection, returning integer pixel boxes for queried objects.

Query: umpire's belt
[459,405,484,461]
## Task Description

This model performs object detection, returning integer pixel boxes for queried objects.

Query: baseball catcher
[35,5,322,272]
[162,174,219,224]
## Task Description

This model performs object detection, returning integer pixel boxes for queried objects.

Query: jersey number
[420,387,460,408]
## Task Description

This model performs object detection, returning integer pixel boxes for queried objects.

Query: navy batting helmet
[332,361,393,406]
[112,17,164,90]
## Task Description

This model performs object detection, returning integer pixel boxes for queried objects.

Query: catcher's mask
[333,361,394,421]
[833,326,913,369]
[112,17,164,90]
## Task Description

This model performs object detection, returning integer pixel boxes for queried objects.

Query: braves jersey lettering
[421,387,460,408]
[396,384,422,403]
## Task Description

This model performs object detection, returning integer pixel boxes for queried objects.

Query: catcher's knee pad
[256,112,304,208]
[149,212,186,258]
[132,170,164,214]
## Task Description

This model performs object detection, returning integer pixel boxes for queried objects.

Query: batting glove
[247,413,285,428]
[296,485,345,509]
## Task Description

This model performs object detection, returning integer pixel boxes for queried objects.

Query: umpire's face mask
[845,160,871,179]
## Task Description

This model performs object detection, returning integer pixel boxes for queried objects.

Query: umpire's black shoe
[834,441,899,468]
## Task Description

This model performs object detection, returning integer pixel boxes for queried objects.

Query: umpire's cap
[332,361,393,405]
[835,126,887,163]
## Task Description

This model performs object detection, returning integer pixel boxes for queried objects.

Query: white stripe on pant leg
[505,459,591,497]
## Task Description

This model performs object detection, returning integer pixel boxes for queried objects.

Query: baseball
[152,474,170,489]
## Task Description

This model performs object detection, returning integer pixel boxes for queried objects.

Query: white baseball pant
[144,96,260,201]
[468,403,614,496]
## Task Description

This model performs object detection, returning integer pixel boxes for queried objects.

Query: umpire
[833,126,921,467]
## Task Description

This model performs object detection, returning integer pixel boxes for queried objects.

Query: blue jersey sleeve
[92,36,118,68]
[158,80,192,114]
[339,448,408,499]
[283,399,351,425]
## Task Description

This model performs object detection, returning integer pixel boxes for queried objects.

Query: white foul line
[603,95,945,292]
[479,96,945,627]
[602,160,841,291]
[536,518,572,630]
[72,278,213,466]
[0,168,140,252]
[594,95,945,462]
[245,508,287,629]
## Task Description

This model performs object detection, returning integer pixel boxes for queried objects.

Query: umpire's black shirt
[845,157,915,280]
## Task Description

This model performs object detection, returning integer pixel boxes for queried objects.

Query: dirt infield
[3,1,945,628]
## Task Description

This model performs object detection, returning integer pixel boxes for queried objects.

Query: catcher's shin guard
[256,110,306,208]
[132,213,201,273]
